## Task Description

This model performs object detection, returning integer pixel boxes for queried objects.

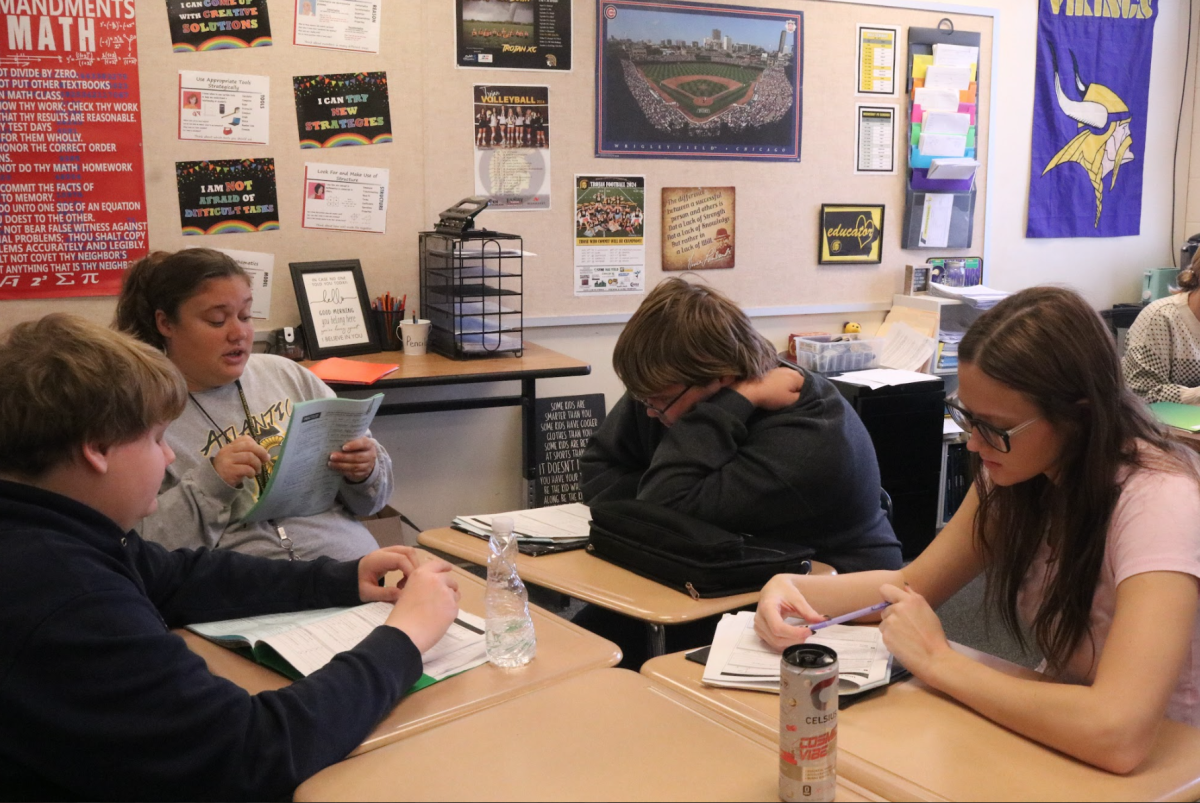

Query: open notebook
[188,604,488,692]
[702,610,892,695]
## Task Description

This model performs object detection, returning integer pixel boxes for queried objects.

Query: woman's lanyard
[188,379,296,560]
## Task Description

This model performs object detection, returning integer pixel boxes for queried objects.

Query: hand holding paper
[329,436,377,483]
[239,394,384,523]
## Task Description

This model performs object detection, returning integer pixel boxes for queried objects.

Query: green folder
[1150,402,1200,432]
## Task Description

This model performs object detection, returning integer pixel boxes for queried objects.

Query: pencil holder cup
[372,310,404,351]
[399,319,432,356]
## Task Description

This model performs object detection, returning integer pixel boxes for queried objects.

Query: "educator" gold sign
[819,204,884,264]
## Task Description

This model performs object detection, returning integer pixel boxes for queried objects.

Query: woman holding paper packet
[756,287,1200,773]
[116,248,393,561]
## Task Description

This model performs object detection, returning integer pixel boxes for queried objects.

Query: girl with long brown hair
[756,286,1200,773]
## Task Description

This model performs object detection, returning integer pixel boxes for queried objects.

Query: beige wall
[3,0,1198,535]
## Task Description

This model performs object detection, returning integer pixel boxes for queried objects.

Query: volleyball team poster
[596,0,802,160]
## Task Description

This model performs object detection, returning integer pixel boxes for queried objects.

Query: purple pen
[807,600,891,631]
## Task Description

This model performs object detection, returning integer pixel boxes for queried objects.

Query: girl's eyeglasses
[635,385,692,417]
[945,395,1039,454]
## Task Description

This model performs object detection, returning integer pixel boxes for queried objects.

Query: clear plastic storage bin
[791,334,883,374]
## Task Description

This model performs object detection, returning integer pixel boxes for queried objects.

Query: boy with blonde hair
[0,314,459,801]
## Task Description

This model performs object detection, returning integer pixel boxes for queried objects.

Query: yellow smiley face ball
[843,322,862,334]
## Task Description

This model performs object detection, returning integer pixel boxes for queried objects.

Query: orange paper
[307,357,399,385]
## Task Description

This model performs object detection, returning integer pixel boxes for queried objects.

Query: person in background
[115,248,392,561]
[756,286,1200,774]
[1123,257,1200,403]
[0,314,459,801]
[581,277,901,574]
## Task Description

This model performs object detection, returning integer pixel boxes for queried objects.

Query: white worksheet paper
[294,0,381,54]
[922,64,971,91]
[880,321,937,372]
[212,247,274,319]
[702,611,892,694]
[932,43,978,69]
[302,163,389,233]
[923,111,971,136]
[919,193,954,248]
[178,70,270,145]
[455,502,592,543]
[913,87,960,113]
[918,132,967,158]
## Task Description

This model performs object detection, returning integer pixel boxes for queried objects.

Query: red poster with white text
[0,3,148,300]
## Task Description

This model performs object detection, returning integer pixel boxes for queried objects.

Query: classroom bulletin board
[5,0,993,328]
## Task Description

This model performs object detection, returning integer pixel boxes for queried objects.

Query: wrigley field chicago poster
[595,0,802,161]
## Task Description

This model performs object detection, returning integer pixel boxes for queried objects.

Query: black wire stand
[419,229,524,359]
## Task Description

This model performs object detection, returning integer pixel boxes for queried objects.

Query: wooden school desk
[301,342,590,494]
[419,526,758,657]
[179,560,620,757]
[294,668,885,802]
[641,646,1200,802]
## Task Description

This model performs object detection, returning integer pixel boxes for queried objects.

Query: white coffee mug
[399,319,432,356]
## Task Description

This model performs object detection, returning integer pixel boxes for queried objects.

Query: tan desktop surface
[294,668,885,802]
[642,646,1200,802]
[180,561,620,756]
[299,341,589,380]
[419,526,760,624]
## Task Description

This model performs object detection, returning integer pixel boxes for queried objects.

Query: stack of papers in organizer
[702,611,892,695]
[452,502,592,547]
[929,283,1010,309]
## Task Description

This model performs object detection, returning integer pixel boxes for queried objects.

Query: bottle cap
[492,516,515,538]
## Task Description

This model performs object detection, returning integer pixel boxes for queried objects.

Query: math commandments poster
[0,2,149,300]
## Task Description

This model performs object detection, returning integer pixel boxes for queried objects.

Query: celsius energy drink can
[779,643,839,802]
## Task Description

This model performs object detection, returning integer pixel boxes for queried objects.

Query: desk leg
[646,623,667,658]
[522,377,536,507]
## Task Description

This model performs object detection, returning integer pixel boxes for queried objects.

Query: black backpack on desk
[586,500,813,599]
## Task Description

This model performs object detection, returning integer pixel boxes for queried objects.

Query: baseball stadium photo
[597,1,803,160]
[460,0,534,47]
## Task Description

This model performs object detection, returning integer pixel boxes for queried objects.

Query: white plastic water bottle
[484,515,536,667]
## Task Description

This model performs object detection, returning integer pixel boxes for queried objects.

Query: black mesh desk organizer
[419,230,524,359]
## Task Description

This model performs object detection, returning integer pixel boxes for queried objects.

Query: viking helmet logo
[1042,45,1135,227]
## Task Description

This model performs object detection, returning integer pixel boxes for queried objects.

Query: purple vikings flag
[1026,0,1157,238]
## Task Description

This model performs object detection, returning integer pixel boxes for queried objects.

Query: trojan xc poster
[1026,0,1157,238]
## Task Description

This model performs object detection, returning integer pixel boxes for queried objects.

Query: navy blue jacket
[581,372,903,573]
[0,480,422,801]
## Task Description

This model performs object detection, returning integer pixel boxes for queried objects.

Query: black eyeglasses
[945,395,1040,454]
[635,385,692,417]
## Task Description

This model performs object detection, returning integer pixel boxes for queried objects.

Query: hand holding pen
[876,583,950,680]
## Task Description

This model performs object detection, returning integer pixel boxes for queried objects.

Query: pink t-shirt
[1016,459,1200,727]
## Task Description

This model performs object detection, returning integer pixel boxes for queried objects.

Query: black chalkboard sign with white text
[532,394,605,507]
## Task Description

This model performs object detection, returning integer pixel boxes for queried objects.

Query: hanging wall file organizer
[901,21,982,250]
